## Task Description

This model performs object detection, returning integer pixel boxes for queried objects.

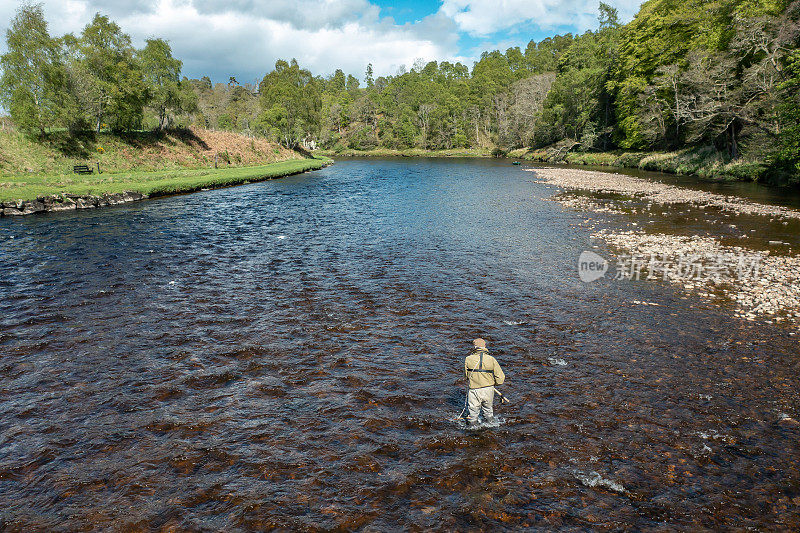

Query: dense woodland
[1,1,799,182]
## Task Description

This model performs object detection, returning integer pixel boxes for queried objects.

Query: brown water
[1,158,799,531]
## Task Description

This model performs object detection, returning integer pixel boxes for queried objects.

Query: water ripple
[0,159,798,530]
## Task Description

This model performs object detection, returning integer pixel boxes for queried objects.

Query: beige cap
[473,338,486,348]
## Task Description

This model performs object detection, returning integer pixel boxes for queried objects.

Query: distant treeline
[2,1,799,182]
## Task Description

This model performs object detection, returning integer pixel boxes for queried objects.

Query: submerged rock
[592,229,800,328]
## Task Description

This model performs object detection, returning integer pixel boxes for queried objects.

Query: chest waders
[469,352,494,380]
[454,352,508,422]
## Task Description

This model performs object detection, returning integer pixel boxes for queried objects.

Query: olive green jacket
[464,348,505,389]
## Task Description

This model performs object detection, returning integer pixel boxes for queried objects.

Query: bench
[73,164,93,175]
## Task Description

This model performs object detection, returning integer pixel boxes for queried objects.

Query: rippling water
[1,158,799,530]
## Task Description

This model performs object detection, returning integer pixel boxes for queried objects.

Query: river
[1,158,798,530]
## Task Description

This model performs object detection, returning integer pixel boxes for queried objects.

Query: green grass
[517,145,768,182]
[0,158,330,202]
[0,128,303,176]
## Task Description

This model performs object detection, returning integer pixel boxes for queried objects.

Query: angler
[464,338,506,426]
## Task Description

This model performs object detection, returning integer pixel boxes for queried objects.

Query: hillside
[0,127,303,177]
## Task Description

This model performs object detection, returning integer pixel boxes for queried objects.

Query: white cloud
[121,0,457,81]
[190,0,382,31]
[439,0,643,36]
[0,0,644,83]
[0,0,460,81]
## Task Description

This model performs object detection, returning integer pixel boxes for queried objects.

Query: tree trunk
[673,77,680,141]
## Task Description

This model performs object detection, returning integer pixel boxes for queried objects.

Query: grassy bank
[0,158,331,202]
[508,146,769,182]
[0,127,302,176]
[315,147,492,158]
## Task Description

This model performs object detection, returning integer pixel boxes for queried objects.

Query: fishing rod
[494,388,511,404]
[453,363,512,422]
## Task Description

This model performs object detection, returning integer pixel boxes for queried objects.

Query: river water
[1,158,799,530]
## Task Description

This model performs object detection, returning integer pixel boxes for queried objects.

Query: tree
[138,38,183,129]
[328,69,346,92]
[177,76,199,126]
[78,14,147,132]
[638,64,683,147]
[416,103,435,147]
[364,63,374,88]
[0,4,66,135]
[664,50,780,158]
[732,4,800,137]
[346,74,360,92]
[774,51,800,182]
[508,73,556,147]
[537,29,608,148]
[258,59,321,147]
[598,2,620,31]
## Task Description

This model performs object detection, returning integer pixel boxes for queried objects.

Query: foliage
[257,59,321,148]
[138,38,186,129]
[772,50,800,182]
[0,4,66,135]
[0,5,196,136]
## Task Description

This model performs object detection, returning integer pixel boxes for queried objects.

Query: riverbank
[0,127,303,176]
[510,145,774,183]
[317,144,789,185]
[528,167,800,327]
[314,147,492,158]
[0,158,331,216]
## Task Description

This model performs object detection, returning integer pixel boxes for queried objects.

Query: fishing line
[451,364,476,423]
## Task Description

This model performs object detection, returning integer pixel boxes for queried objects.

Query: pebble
[594,230,800,328]
[528,168,800,328]
[528,168,800,221]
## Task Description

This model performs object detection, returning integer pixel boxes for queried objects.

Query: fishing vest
[464,348,505,389]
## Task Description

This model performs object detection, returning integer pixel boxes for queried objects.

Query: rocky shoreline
[527,167,800,328]
[1,191,148,216]
[593,230,800,326]
[528,167,800,220]
[1,159,333,217]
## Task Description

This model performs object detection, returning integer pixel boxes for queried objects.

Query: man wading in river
[464,338,506,426]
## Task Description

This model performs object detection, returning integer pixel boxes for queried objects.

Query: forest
[2,0,799,183]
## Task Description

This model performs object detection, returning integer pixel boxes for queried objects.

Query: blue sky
[374,0,437,24]
[0,0,645,83]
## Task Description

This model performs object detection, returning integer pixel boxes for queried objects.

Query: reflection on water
[0,158,798,530]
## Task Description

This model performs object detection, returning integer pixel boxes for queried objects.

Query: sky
[0,0,645,84]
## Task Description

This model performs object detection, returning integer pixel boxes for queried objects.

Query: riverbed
[1,158,798,530]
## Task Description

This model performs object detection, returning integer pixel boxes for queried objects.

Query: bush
[717,161,767,182]
[346,126,378,150]
[614,152,647,168]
